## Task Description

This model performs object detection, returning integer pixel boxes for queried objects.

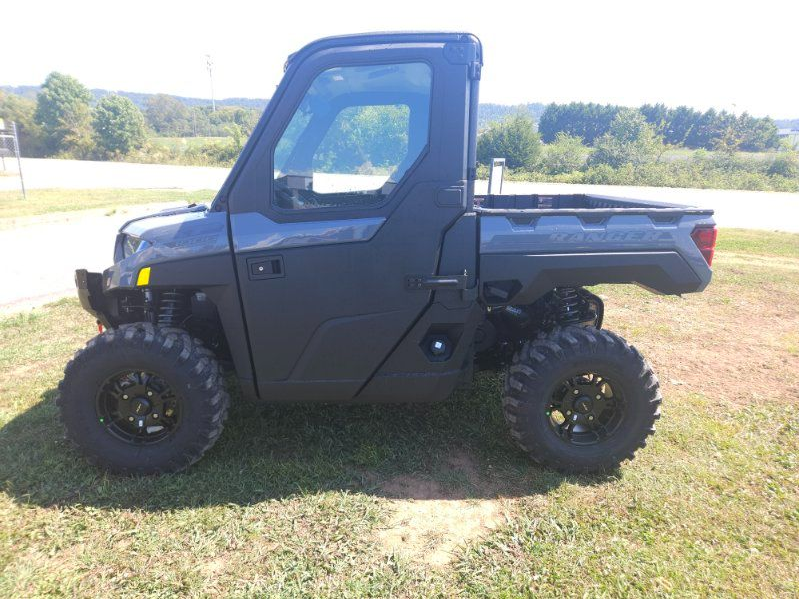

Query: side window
[273,63,432,210]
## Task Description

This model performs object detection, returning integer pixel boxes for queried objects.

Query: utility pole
[206,54,216,112]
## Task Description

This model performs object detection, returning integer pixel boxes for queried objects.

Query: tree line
[538,102,779,152]
[0,72,261,159]
[476,108,798,193]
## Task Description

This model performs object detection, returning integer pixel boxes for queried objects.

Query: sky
[3,0,798,117]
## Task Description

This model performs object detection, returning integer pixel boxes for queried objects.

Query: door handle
[405,273,468,290]
[247,255,285,280]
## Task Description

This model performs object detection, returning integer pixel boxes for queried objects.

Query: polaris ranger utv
[59,32,716,475]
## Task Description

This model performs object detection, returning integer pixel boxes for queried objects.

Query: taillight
[691,225,717,266]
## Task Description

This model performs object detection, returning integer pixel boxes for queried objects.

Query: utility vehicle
[59,32,716,475]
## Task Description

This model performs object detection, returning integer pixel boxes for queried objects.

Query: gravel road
[1,158,226,191]
[0,158,796,314]
[0,203,182,314]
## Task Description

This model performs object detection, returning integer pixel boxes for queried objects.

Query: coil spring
[157,290,188,327]
[553,287,583,325]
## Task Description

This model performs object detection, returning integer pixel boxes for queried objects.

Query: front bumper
[75,269,113,327]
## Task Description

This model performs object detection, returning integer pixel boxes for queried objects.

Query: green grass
[0,230,797,596]
[716,228,799,258]
[0,188,216,220]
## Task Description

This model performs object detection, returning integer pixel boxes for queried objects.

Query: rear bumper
[75,269,113,327]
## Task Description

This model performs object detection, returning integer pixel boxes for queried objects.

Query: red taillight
[691,225,717,266]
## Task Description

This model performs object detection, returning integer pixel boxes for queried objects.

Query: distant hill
[1,85,38,100]
[4,85,795,132]
[1,85,270,111]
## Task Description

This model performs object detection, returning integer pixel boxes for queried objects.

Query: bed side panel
[478,212,714,304]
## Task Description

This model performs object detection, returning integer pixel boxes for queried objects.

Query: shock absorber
[157,290,189,327]
[553,287,583,325]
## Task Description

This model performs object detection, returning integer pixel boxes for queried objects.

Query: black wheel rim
[547,372,625,446]
[95,370,181,444]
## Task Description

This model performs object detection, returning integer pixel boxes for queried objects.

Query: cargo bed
[475,193,716,305]
[475,193,713,215]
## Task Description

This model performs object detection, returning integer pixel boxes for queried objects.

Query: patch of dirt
[606,259,799,407]
[721,253,799,271]
[376,450,509,567]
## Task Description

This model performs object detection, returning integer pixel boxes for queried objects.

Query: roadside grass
[0,188,216,220]
[716,227,799,258]
[0,230,797,596]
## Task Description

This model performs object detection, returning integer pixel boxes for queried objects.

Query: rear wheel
[57,323,229,475]
[502,326,661,473]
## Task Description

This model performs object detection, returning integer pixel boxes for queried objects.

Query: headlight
[115,234,150,262]
[123,234,147,257]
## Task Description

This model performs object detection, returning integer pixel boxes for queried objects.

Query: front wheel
[57,323,229,475]
[502,326,661,473]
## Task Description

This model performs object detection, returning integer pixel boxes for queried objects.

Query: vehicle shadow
[0,374,619,512]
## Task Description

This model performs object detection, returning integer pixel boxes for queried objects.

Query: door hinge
[469,61,482,80]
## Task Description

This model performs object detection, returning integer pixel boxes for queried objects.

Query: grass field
[0,229,797,597]
[0,188,217,220]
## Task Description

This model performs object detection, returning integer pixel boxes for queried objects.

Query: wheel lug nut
[596,395,601,400]
[566,410,572,416]
[153,414,159,419]
[147,391,153,397]
[128,416,134,422]
[122,394,128,400]
[588,415,594,421]
[573,389,580,395]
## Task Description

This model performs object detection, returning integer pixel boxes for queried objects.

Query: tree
[538,102,619,145]
[591,108,663,168]
[542,133,586,174]
[313,104,410,173]
[477,113,542,169]
[209,106,261,137]
[736,112,779,152]
[34,72,93,156]
[145,94,191,136]
[0,91,45,156]
[92,95,146,156]
[665,106,701,146]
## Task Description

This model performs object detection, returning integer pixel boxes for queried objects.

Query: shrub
[542,133,586,174]
[497,154,798,193]
[768,152,799,179]
[477,113,542,169]
[591,109,663,168]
